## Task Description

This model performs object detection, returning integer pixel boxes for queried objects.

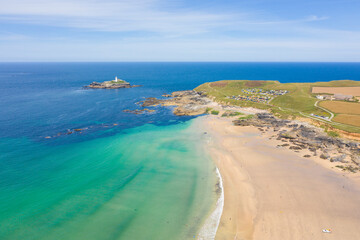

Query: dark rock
[309,147,317,152]
[290,146,302,150]
[320,153,330,159]
[330,154,347,163]
[139,97,163,107]
[279,132,296,139]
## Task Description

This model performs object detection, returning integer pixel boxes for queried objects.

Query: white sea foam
[197,167,224,240]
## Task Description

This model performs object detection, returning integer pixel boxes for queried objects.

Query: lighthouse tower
[115,76,118,82]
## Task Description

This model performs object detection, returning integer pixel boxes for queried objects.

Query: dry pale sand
[202,116,360,240]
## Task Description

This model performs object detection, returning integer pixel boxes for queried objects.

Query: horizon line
[1,61,360,63]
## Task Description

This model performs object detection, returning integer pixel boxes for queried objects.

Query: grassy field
[195,80,360,133]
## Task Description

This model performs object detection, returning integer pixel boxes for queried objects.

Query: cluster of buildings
[241,88,288,96]
[226,88,288,103]
[316,94,353,101]
[227,95,272,103]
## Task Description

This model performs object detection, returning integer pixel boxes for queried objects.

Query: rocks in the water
[139,98,163,107]
[123,108,155,114]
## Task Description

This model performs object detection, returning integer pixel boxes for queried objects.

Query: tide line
[197,167,224,240]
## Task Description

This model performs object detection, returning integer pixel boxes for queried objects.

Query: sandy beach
[202,115,360,240]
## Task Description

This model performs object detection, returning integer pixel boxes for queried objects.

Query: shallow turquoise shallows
[0,121,218,240]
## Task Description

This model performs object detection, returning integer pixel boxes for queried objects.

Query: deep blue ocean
[0,62,359,240]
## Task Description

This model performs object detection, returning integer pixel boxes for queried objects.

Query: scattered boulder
[320,153,330,159]
[330,154,347,163]
[279,132,297,139]
[290,146,302,150]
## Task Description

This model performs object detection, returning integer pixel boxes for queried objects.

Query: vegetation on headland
[221,111,243,117]
[110,80,125,84]
[327,131,340,138]
[238,114,254,120]
[195,80,360,133]
[211,110,219,115]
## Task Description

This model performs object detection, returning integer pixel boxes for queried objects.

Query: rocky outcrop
[234,113,360,172]
[85,80,141,89]
[138,90,215,116]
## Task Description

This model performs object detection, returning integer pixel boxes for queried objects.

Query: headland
[136,79,360,239]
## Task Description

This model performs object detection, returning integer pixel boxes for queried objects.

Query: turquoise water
[1,62,359,239]
[0,121,217,239]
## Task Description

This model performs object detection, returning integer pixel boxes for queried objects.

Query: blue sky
[0,0,359,61]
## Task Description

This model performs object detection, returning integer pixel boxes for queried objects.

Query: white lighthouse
[115,76,118,82]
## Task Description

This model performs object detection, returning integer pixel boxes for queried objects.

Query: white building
[115,76,118,82]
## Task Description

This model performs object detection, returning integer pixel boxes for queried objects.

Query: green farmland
[195,80,360,133]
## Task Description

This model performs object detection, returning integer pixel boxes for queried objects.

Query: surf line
[197,167,224,240]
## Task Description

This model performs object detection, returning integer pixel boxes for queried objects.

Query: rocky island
[85,76,141,89]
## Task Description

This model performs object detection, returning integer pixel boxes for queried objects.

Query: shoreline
[201,115,360,240]
[197,167,224,240]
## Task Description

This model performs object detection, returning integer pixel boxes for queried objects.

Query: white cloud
[0,0,359,61]
[0,0,235,35]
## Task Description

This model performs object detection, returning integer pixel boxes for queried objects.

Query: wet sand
[202,115,360,240]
